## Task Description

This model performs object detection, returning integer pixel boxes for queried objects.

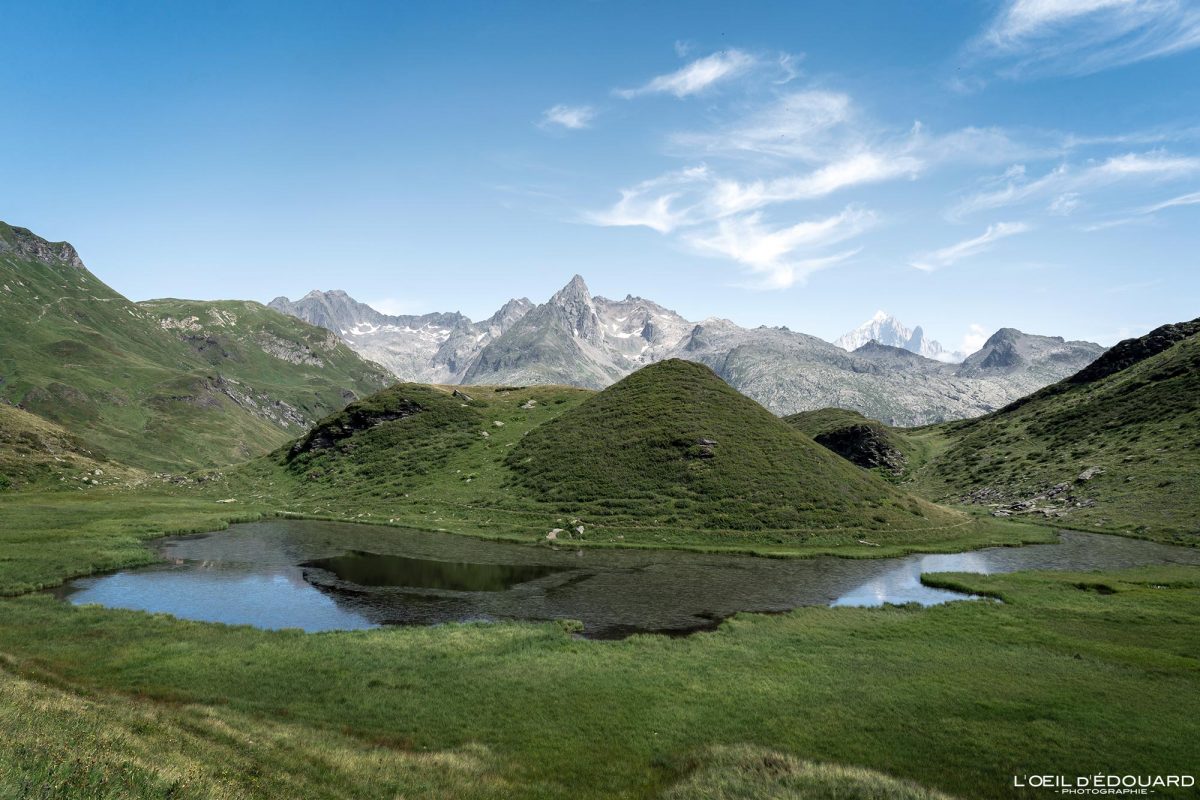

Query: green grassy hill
[783,408,916,478]
[907,319,1200,544]
[0,222,391,471]
[505,360,959,532]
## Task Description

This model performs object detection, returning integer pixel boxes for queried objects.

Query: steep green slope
[0,403,141,491]
[784,408,915,478]
[139,298,393,431]
[0,222,390,470]
[504,360,960,532]
[909,319,1200,544]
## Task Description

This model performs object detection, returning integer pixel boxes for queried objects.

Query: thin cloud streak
[911,222,1032,272]
[686,206,874,289]
[615,50,756,98]
[971,0,1200,77]
[950,151,1200,219]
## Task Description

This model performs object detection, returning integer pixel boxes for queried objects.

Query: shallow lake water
[57,519,1200,639]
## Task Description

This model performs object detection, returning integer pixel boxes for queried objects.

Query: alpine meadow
[2,3,1198,799]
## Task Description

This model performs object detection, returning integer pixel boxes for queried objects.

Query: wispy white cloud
[951,150,1200,218]
[670,90,856,161]
[685,207,875,289]
[911,222,1032,272]
[1078,188,1200,229]
[588,81,1056,288]
[972,0,1200,77]
[707,153,922,216]
[615,50,756,98]
[1141,189,1200,212]
[583,166,710,233]
[1049,191,1082,215]
[573,40,1195,291]
[540,104,596,130]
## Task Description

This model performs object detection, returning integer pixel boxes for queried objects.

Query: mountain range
[273,276,1104,425]
[834,311,964,362]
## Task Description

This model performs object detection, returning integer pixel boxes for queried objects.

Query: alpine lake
[56,518,1200,639]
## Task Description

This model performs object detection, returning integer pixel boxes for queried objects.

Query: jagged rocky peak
[0,221,85,269]
[834,310,963,363]
[956,328,1103,378]
[486,297,535,329]
[547,274,604,341]
[269,289,389,332]
[267,278,1106,425]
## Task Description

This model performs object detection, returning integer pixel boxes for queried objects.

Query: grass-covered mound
[279,384,484,489]
[665,745,956,800]
[784,408,915,478]
[907,319,1200,544]
[504,359,960,532]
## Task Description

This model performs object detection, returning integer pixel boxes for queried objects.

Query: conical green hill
[504,359,960,532]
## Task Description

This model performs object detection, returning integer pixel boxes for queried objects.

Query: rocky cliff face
[0,222,85,269]
[271,276,1107,424]
[462,275,693,388]
[269,291,487,383]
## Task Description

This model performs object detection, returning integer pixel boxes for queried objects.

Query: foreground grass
[664,745,957,800]
[1,549,1197,798]
[0,662,509,800]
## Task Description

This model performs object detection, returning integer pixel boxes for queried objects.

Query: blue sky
[3,1,1198,351]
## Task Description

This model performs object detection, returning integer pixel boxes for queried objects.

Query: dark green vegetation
[904,319,1200,544]
[224,361,1045,557]
[0,222,391,472]
[786,321,1200,546]
[784,407,916,478]
[1,519,1197,798]
[507,360,956,531]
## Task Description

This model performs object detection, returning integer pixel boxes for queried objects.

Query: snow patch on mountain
[834,311,966,363]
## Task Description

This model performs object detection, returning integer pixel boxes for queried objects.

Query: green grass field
[0,521,1196,798]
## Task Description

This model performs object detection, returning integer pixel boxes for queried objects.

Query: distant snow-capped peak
[834,311,965,363]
